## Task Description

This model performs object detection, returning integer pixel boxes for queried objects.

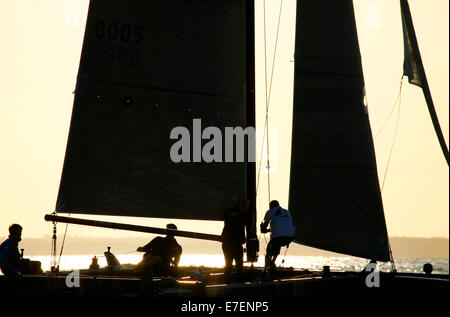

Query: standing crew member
[221,198,249,283]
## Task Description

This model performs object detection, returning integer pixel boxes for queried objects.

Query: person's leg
[269,238,282,268]
[135,254,162,273]
[271,254,278,266]
[222,243,233,283]
[265,240,274,268]
[235,244,244,278]
[274,237,293,265]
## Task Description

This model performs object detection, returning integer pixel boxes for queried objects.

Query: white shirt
[263,206,295,239]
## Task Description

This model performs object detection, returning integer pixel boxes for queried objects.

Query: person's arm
[0,242,18,273]
[171,244,182,267]
[137,243,149,252]
[173,248,181,267]
[137,238,157,252]
[260,210,271,233]
[0,246,11,271]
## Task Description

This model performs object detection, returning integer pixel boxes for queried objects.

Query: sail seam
[291,164,377,170]
[76,77,242,99]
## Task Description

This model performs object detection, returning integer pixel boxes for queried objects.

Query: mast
[245,0,258,262]
[400,0,449,166]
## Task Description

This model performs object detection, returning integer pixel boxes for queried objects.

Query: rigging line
[381,78,404,193]
[256,0,284,228]
[266,0,284,112]
[375,77,404,139]
[263,0,272,203]
[256,0,284,200]
[111,249,139,255]
[256,0,270,196]
[265,126,271,203]
[57,214,70,269]
[123,250,139,254]
[388,240,397,272]
[262,0,270,203]
[265,0,283,203]
[98,249,138,258]
[263,0,268,111]
[372,77,402,271]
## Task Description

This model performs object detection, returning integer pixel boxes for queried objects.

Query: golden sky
[0,0,448,242]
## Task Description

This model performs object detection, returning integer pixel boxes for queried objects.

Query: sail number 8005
[94,20,144,44]
[92,20,144,67]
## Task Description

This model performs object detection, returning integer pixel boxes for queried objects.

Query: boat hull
[1,268,447,298]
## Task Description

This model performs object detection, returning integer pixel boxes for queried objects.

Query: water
[25,254,449,275]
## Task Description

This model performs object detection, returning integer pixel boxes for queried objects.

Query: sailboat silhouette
[23,0,448,296]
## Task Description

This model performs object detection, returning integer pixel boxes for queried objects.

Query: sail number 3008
[92,20,144,67]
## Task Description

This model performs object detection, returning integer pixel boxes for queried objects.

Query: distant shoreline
[16,236,449,259]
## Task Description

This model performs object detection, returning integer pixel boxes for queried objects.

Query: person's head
[9,224,22,242]
[269,200,280,209]
[166,223,177,238]
[423,263,433,275]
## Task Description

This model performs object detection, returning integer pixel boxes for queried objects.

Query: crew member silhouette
[260,201,295,269]
[136,223,182,276]
[0,224,23,276]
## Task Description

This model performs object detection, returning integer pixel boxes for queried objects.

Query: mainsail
[289,0,390,261]
[56,0,250,220]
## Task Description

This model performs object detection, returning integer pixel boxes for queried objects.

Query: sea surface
[25,254,449,275]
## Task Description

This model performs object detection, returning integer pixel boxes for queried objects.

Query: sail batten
[56,0,248,221]
[289,0,390,261]
[76,77,244,98]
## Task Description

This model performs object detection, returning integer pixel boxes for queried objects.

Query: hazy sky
[0,0,448,244]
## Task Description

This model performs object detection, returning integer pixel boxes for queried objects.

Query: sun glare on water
[30,254,229,272]
[26,254,375,272]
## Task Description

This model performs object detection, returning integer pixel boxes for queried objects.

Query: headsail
[56,0,249,220]
[289,0,390,261]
